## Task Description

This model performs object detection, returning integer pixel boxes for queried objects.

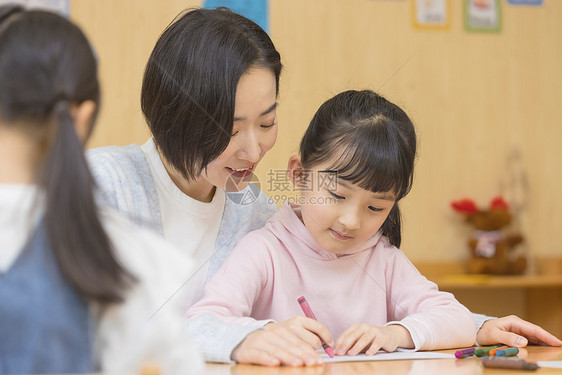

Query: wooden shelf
[433,274,562,290]
[416,258,562,290]
[415,258,562,339]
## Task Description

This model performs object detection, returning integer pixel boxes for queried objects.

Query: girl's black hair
[0,6,135,304]
[300,90,417,247]
[141,7,282,181]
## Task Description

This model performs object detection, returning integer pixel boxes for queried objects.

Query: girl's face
[203,66,278,192]
[289,156,396,255]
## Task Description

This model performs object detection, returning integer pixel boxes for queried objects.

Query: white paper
[321,351,454,363]
[538,361,562,369]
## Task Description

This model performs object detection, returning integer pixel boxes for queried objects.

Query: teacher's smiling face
[203,66,278,192]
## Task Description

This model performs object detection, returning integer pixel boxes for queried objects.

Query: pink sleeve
[186,231,273,326]
[384,249,476,350]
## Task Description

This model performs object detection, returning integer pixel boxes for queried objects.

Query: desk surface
[204,346,562,375]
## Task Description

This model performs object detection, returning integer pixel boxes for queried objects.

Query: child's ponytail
[38,100,134,304]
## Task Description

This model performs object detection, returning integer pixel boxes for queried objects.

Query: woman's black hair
[0,6,134,304]
[299,90,417,247]
[141,7,282,181]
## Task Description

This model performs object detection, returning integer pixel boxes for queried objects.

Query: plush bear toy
[451,196,527,275]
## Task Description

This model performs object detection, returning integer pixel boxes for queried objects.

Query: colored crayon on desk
[297,296,335,358]
[489,345,509,356]
[496,347,519,357]
[482,356,539,371]
[455,347,476,358]
[475,345,500,357]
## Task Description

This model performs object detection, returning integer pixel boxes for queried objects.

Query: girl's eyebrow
[234,102,278,122]
[338,180,396,201]
[372,193,396,201]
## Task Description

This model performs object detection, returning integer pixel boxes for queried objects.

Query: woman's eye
[260,122,277,129]
[368,206,383,212]
[231,131,239,137]
[328,190,345,199]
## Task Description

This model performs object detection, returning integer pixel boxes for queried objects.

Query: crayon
[455,347,476,358]
[297,296,334,358]
[496,347,520,357]
[489,346,509,356]
[482,356,539,371]
[475,345,500,357]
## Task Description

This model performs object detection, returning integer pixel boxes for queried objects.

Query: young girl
[187,90,476,365]
[0,6,202,374]
[86,6,561,366]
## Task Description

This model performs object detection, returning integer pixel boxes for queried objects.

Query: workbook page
[321,351,454,363]
[537,361,562,369]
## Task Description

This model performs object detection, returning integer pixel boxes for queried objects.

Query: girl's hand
[231,316,333,367]
[334,324,414,356]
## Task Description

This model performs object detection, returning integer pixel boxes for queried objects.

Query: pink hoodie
[188,204,476,350]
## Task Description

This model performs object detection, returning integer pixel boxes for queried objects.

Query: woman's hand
[477,315,562,347]
[231,316,333,367]
[334,324,414,356]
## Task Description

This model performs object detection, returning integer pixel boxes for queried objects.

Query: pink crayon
[297,296,335,358]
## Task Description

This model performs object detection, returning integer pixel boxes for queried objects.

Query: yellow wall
[71,0,202,147]
[72,0,562,265]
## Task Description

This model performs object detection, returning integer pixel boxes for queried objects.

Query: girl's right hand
[231,316,332,367]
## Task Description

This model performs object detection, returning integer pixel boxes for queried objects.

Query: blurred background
[52,0,561,336]
[68,0,561,264]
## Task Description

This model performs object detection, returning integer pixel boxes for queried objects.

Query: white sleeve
[185,231,275,362]
[94,209,204,375]
[185,315,269,363]
[473,313,497,345]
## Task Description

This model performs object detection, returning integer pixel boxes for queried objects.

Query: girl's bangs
[324,127,413,199]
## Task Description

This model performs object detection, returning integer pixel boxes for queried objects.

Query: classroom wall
[72,0,562,265]
[70,0,203,146]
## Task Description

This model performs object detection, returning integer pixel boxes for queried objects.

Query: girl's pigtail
[38,100,134,304]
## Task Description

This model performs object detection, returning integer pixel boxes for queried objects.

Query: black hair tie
[53,99,69,115]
